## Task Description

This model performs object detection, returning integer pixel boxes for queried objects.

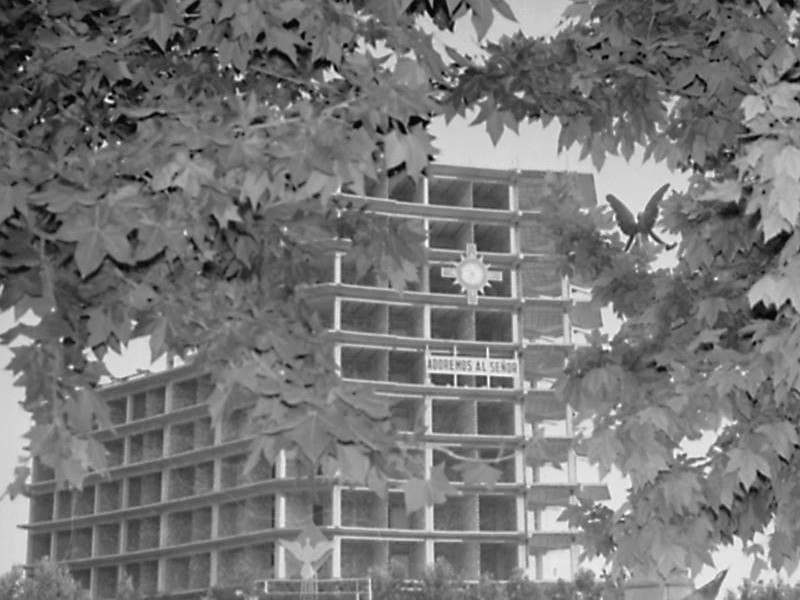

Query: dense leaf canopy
[4,0,800,582]
[0,0,473,499]
[449,0,800,579]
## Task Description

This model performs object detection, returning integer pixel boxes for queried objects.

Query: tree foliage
[5,0,800,584]
[449,0,800,580]
[0,0,507,499]
[726,580,800,600]
[0,558,87,600]
[369,560,623,600]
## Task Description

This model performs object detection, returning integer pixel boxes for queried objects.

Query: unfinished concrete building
[24,165,608,598]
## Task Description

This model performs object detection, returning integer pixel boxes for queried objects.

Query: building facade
[24,165,607,599]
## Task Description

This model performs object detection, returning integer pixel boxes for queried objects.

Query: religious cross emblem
[440,243,503,305]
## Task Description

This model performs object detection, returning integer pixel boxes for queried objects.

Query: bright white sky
[0,0,793,595]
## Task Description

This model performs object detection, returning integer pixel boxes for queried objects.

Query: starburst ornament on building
[441,243,503,304]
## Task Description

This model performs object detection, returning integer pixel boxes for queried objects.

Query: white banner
[426,354,518,376]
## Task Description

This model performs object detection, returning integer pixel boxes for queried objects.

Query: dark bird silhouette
[683,569,728,600]
[606,183,675,251]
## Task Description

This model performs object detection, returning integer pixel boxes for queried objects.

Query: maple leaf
[485,110,505,145]
[144,10,174,51]
[755,421,799,459]
[725,447,772,488]
[289,412,332,464]
[244,435,278,475]
[402,464,457,514]
[86,308,113,347]
[240,169,271,208]
[0,184,18,223]
[337,443,371,485]
[148,317,169,362]
[135,224,169,261]
[366,467,388,499]
[383,131,406,171]
[383,128,434,178]
[453,461,503,488]
[58,214,134,277]
[697,180,742,203]
[333,385,391,420]
[85,438,109,473]
[401,478,429,514]
[771,173,800,225]
[173,158,214,198]
[58,457,87,491]
[652,536,687,576]
[394,57,429,89]
[661,471,701,513]
[774,145,800,180]
[748,256,800,310]
[584,428,624,476]
[637,406,672,432]
[468,0,494,39]
[71,229,106,278]
[2,463,30,500]
[687,328,725,353]
[696,297,728,327]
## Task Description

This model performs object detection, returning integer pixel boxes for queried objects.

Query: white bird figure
[280,523,334,599]
[280,535,333,580]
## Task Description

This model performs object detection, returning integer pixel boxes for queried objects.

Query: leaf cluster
[8,0,800,584]
[369,561,624,600]
[446,0,800,579]
[0,0,508,498]
[724,580,800,600]
[0,559,88,600]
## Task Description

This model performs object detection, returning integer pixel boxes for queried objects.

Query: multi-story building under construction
[23,165,608,599]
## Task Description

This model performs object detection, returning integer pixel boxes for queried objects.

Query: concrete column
[465,542,481,579]
[276,494,286,529]
[156,558,166,595]
[424,445,434,535]
[333,297,341,330]
[164,381,174,413]
[424,539,435,571]
[275,537,287,578]
[331,536,341,578]
[517,541,531,578]
[515,494,526,532]
[423,394,432,432]
[334,252,342,284]
[212,456,222,491]
[89,569,97,600]
[276,449,287,479]
[534,552,543,580]
[208,549,218,588]
[569,544,580,580]
[376,540,389,570]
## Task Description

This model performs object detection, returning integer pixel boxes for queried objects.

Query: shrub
[0,559,87,600]
[725,580,800,600]
[370,559,623,600]
[0,557,629,600]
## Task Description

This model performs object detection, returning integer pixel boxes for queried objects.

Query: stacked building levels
[23,165,609,599]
